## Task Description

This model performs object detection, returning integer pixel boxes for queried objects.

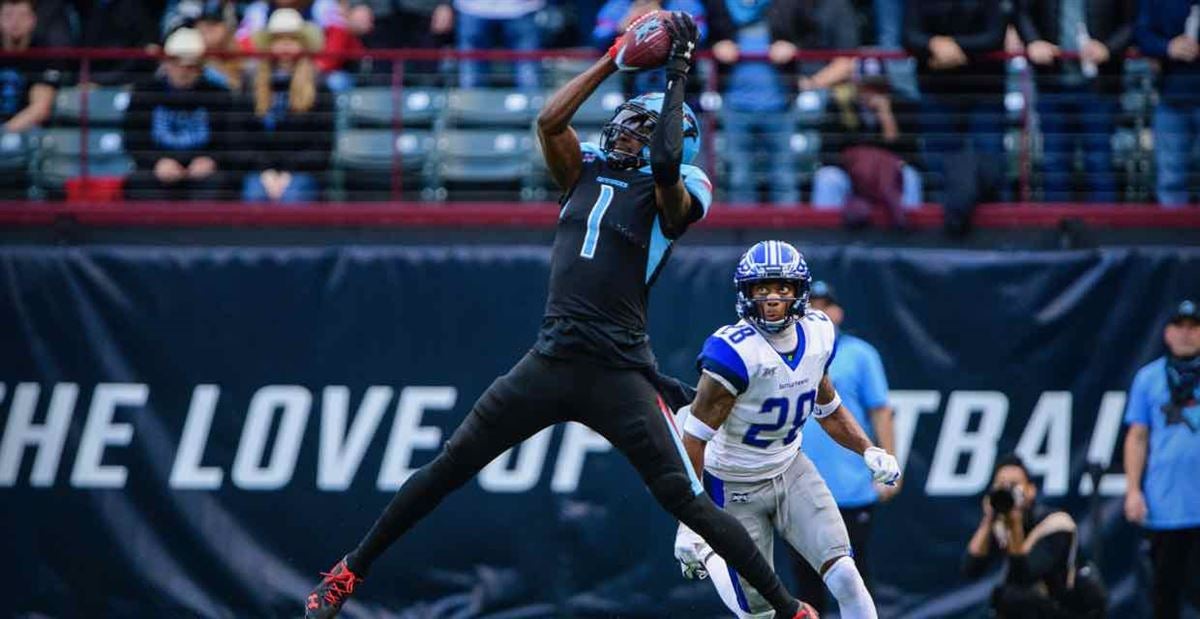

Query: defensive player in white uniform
[674,240,901,619]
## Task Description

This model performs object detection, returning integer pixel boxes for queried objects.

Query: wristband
[814,392,842,418]
[683,413,718,442]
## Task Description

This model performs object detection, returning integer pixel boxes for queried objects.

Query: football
[615,10,673,70]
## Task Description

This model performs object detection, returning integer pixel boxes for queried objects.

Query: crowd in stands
[0,0,1197,206]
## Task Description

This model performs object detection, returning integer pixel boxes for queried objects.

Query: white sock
[703,553,777,619]
[822,556,877,619]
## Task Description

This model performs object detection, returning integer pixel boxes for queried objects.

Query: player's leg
[305,352,567,616]
[581,368,806,618]
[699,475,780,618]
[780,453,876,619]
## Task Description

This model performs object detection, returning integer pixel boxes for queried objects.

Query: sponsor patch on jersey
[730,492,751,504]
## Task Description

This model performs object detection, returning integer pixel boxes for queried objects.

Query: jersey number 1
[580,185,614,259]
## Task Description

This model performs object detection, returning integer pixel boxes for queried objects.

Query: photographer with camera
[963,454,1106,618]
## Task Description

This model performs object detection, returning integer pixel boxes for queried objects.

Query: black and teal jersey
[534,142,713,368]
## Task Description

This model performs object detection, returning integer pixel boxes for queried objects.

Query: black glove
[662,11,699,76]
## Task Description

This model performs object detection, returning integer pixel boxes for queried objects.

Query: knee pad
[822,556,876,619]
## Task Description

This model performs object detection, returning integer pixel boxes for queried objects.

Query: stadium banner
[2,244,1198,618]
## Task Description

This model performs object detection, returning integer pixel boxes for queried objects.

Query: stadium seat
[35,128,127,158]
[52,86,131,126]
[333,129,435,200]
[0,131,31,171]
[571,91,627,128]
[445,89,543,127]
[435,129,535,199]
[343,87,445,128]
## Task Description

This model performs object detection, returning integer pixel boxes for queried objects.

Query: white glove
[674,523,709,580]
[864,446,900,485]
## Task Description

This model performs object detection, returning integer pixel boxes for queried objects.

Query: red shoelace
[319,565,361,605]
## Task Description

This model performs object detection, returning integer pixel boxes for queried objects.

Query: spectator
[964,454,1107,617]
[32,0,75,46]
[76,0,162,85]
[241,8,333,202]
[347,0,453,49]
[1136,0,1200,206]
[236,0,362,79]
[1,0,60,133]
[1018,0,1134,202]
[1123,299,1200,618]
[346,0,453,84]
[708,0,856,205]
[813,57,922,226]
[904,0,1007,202]
[789,281,898,614]
[194,0,245,91]
[591,0,707,96]
[123,28,235,200]
[454,0,544,89]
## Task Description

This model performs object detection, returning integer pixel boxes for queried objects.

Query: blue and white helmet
[734,240,812,333]
[599,92,701,170]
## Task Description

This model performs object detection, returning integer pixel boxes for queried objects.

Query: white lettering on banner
[890,390,942,474]
[71,383,147,488]
[1016,392,1071,496]
[232,386,311,490]
[377,387,456,490]
[318,386,394,491]
[1079,391,1127,496]
[480,426,555,492]
[170,385,224,490]
[926,391,1008,496]
[0,383,77,487]
[551,422,613,493]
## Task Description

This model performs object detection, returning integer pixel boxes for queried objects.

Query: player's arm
[651,12,700,236]
[814,374,901,485]
[2,83,55,133]
[536,57,618,189]
[682,373,737,481]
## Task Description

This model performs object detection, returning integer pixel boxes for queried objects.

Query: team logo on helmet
[734,240,812,333]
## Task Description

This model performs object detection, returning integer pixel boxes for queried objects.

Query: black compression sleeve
[650,66,688,187]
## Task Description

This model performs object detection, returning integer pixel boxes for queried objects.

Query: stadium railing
[0,47,1195,229]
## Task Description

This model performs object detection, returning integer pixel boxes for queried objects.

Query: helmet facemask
[735,278,810,334]
[600,102,658,170]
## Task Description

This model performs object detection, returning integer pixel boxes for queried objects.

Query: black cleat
[304,557,363,618]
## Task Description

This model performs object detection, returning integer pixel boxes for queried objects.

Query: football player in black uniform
[304,12,816,619]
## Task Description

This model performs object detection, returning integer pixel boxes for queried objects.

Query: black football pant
[792,505,874,614]
[1149,527,1200,618]
[346,351,799,615]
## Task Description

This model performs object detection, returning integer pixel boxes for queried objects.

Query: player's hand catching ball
[863,446,901,485]
[662,11,699,75]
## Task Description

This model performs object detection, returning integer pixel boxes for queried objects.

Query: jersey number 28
[743,390,816,449]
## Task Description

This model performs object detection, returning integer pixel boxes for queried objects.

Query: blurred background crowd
[0,0,1197,208]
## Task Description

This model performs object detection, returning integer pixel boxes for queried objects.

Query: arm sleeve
[1015,0,1043,43]
[823,328,839,374]
[1103,0,1136,54]
[122,89,158,171]
[962,546,997,579]
[287,92,335,173]
[1007,531,1073,586]
[1134,0,1171,59]
[952,0,1006,53]
[860,344,890,410]
[697,335,750,396]
[1124,367,1153,427]
[904,0,933,56]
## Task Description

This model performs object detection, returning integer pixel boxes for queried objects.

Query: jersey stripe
[698,336,750,394]
[645,215,671,284]
[703,472,752,612]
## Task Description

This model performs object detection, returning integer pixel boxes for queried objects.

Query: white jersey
[697,311,838,482]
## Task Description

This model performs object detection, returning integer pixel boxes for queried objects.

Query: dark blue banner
[2,244,1198,618]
